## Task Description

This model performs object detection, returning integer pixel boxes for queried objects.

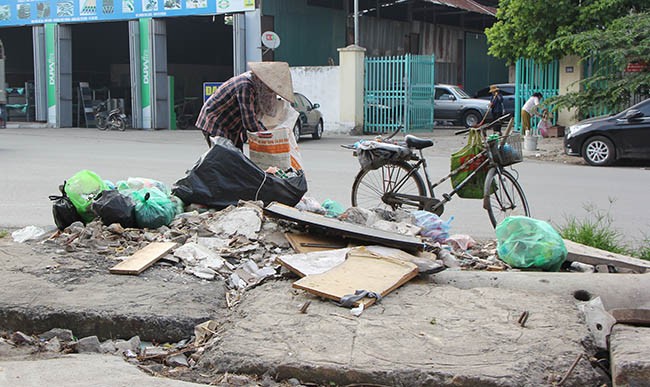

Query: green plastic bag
[322,199,345,218]
[450,129,488,199]
[132,187,176,229]
[496,216,567,271]
[64,170,108,223]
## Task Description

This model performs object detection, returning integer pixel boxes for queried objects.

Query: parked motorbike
[94,100,128,131]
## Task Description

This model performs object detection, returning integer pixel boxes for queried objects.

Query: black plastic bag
[172,136,308,209]
[49,181,82,230]
[91,189,137,228]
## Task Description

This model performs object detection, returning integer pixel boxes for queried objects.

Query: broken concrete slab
[74,336,102,353]
[610,324,650,386]
[113,336,141,354]
[10,332,34,346]
[0,354,209,387]
[432,271,650,310]
[564,239,650,273]
[0,238,225,342]
[578,297,616,349]
[195,280,605,386]
[166,353,189,367]
[44,337,62,352]
[208,206,262,240]
[39,328,74,342]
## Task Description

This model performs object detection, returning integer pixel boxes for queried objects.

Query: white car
[434,84,491,127]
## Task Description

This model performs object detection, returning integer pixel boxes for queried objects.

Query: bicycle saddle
[404,135,434,150]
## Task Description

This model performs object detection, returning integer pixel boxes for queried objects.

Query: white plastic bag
[12,226,46,243]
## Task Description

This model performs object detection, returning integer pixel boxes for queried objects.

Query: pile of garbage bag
[49,137,308,231]
[50,171,181,231]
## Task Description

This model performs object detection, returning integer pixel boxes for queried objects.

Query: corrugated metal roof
[425,0,497,16]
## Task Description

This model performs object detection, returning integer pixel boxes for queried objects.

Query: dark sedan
[291,92,323,142]
[564,98,650,166]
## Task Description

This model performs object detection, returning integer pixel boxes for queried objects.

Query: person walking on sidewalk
[195,61,295,151]
[521,92,543,133]
[488,85,504,134]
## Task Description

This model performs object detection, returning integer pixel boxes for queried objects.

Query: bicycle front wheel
[351,161,426,211]
[484,168,530,228]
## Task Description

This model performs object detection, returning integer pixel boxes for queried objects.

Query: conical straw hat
[248,61,295,103]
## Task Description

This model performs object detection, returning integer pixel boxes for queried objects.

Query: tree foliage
[485,0,645,63]
[486,0,649,114]
[549,12,650,113]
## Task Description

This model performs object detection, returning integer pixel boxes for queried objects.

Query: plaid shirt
[195,72,266,149]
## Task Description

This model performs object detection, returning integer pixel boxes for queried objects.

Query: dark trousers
[491,112,503,134]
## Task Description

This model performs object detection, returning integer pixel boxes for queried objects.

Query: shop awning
[425,0,497,16]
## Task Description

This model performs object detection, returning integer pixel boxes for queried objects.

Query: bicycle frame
[387,148,492,213]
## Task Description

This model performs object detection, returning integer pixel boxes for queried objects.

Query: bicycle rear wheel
[351,161,426,211]
[483,167,530,228]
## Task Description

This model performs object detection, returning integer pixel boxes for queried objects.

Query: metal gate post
[32,26,47,123]
[364,54,434,134]
[515,58,559,131]
[405,54,411,132]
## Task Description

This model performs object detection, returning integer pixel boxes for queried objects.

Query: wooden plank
[265,202,424,252]
[277,248,351,277]
[110,242,177,275]
[292,246,418,308]
[284,232,349,254]
[564,239,650,273]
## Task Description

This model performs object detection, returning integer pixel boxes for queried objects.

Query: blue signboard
[203,81,222,102]
[0,0,218,27]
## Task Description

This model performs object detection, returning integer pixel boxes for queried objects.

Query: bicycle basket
[356,141,413,171]
[493,133,523,166]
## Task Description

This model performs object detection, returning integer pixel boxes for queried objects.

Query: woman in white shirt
[521,92,543,133]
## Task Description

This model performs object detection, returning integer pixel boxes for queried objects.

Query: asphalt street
[1,127,649,244]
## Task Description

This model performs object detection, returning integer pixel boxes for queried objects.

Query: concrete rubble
[1,199,649,386]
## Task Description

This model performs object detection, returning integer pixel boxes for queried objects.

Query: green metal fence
[514,58,559,131]
[364,54,435,133]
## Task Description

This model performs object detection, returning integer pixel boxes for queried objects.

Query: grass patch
[0,229,8,238]
[558,200,649,260]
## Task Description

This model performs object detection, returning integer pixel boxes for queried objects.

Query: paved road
[1,127,649,244]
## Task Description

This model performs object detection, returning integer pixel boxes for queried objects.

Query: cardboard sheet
[292,246,418,307]
[284,232,349,253]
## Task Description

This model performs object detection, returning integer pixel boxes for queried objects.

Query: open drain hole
[573,290,592,301]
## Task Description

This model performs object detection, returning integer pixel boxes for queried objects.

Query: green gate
[364,54,435,133]
[583,57,621,118]
[514,58,559,131]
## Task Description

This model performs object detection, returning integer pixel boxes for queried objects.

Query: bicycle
[347,114,530,227]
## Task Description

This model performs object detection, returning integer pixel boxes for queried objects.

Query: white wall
[290,66,348,134]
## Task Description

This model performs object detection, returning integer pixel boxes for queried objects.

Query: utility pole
[354,0,359,46]
[0,40,6,128]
